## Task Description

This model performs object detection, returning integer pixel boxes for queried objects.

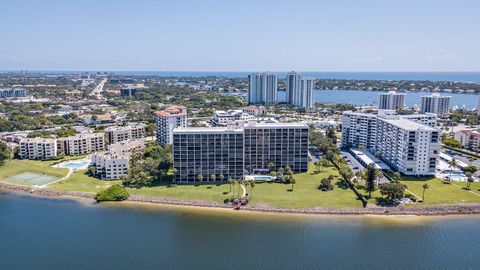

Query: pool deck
[52,156,91,171]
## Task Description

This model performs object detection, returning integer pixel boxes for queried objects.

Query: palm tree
[197,174,203,185]
[267,161,275,172]
[315,159,323,172]
[422,183,430,202]
[219,174,225,184]
[448,158,458,171]
[171,168,178,186]
[290,177,296,191]
[210,174,216,185]
[365,163,377,198]
[393,172,401,183]
[250,181,255,198]
[376,171,384,187]
[466,172,474,190]
[228,178,233,193]
[270,171,277,178]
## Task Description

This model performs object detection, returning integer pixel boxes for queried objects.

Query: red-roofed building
[155,106,188,145]
[454,130,480,151]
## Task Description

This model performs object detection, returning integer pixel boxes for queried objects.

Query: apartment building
[420,93,451,117]
[210,110,253,126]
[57,133,105,156]
[0,88,28,98]
[155,105,187,146]
[378,91,406,110]
[375,117,440,175]
[105,124,145,144]
[243,123,309,173]
[91,139,145,180]
[342,110,440,176]
[285,71,315,109]
[172,122,309,183]
[19,138,57,160]
[248,72,278,104]
[454,130,480,151]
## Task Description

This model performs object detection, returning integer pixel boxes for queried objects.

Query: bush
[318,177,334,191]
[95,185,129,202]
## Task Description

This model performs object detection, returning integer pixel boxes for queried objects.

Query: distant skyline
[1,0,479,71]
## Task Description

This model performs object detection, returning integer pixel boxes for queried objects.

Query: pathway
[450,182,480,197]
[240,183,247,198]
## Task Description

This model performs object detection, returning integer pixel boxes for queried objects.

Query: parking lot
[340,150,389,184]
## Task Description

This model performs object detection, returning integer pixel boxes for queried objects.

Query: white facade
[91,139,145,180]
[211,110,253,126]
[286,72,315,109]
[0,88,28,98]
[378,91,406,110]
[57,133,105,156]
[19,138,57,160]
[155,105,187,146]
[342,110,440,176]
[420,93,451,117]
[248,72,277,104]
[105,124,145,144]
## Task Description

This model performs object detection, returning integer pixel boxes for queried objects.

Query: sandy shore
[3,181,480,217]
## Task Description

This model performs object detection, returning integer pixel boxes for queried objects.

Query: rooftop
[379,118,438,131]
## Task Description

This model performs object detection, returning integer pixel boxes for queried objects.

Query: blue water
[2,192,480,270]
[276,89,479,109]
[61,161,89,168]
[109,71,480,82]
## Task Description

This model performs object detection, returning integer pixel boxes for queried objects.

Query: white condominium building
[105,124,145,144]
[285,71,315,109]
[342,110,440,176]
[19,138,57,160]
[378,91,406,110]
[155,105,187,146]
[210,110,253,126]
[420,93,451,117]
[248,72,277,105]
[57,133,105,156]
[91,139,146,180]
[91,152,130,180]
[0,88,28,98]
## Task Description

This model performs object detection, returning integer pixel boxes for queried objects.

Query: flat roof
[173,127,244,134]
[244,122,308,128]
[379,118,438,131]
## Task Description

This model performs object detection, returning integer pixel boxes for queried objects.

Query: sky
[1,0,479,72]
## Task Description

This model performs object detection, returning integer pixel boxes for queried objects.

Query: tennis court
[8,172,60,185]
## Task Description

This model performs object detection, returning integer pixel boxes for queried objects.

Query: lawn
[0,159,68,186]
[48,170,121,193]
[127,165,362,208]
[354,173,480,206]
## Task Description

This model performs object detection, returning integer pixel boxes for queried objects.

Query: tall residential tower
[248,72,277,105]
[285,71,315,109]
[378,91,406,110]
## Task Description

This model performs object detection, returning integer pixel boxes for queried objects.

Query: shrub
[318,177,334,191]
[95,185,129,202]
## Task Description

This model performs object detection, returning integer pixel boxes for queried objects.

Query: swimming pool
[446,173,466,181]
[57,161,90,169]
[254,176,273,181]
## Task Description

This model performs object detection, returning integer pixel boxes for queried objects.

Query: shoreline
[3,181,480,217]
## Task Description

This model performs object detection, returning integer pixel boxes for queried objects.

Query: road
[90,77,107,99]
[340,150,389,184]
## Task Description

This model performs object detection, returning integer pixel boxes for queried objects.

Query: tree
[218,174,225,184]
[355,171,364,187]
[267,161,275,172]
[122,166,152,188]
[365,163,378,198]
[314,159,323,173]
[448,158,458,172]
[379,182,406,202]
[464,165,477,174]
[290,177,296,191]
[393,172,401,183]
[95,185,129,202]
[210,174,216,185]
[325,150,335,162]
[250,181,255,198]
[443,138,462,148]
[197,174,204,185]
[422,183,430,202]
[326,127,337,144]
[171,168,178,185]
[228,178,233,193]
[319,177,334,191]
[466,172,474,190]
[0,141,11,166]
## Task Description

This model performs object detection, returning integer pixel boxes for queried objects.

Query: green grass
[127,165,362,208]
[0,159,68,186]
[361,174,480,205]
[49,170,121,193]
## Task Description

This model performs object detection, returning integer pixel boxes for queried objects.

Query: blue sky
[1,0,479,71]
